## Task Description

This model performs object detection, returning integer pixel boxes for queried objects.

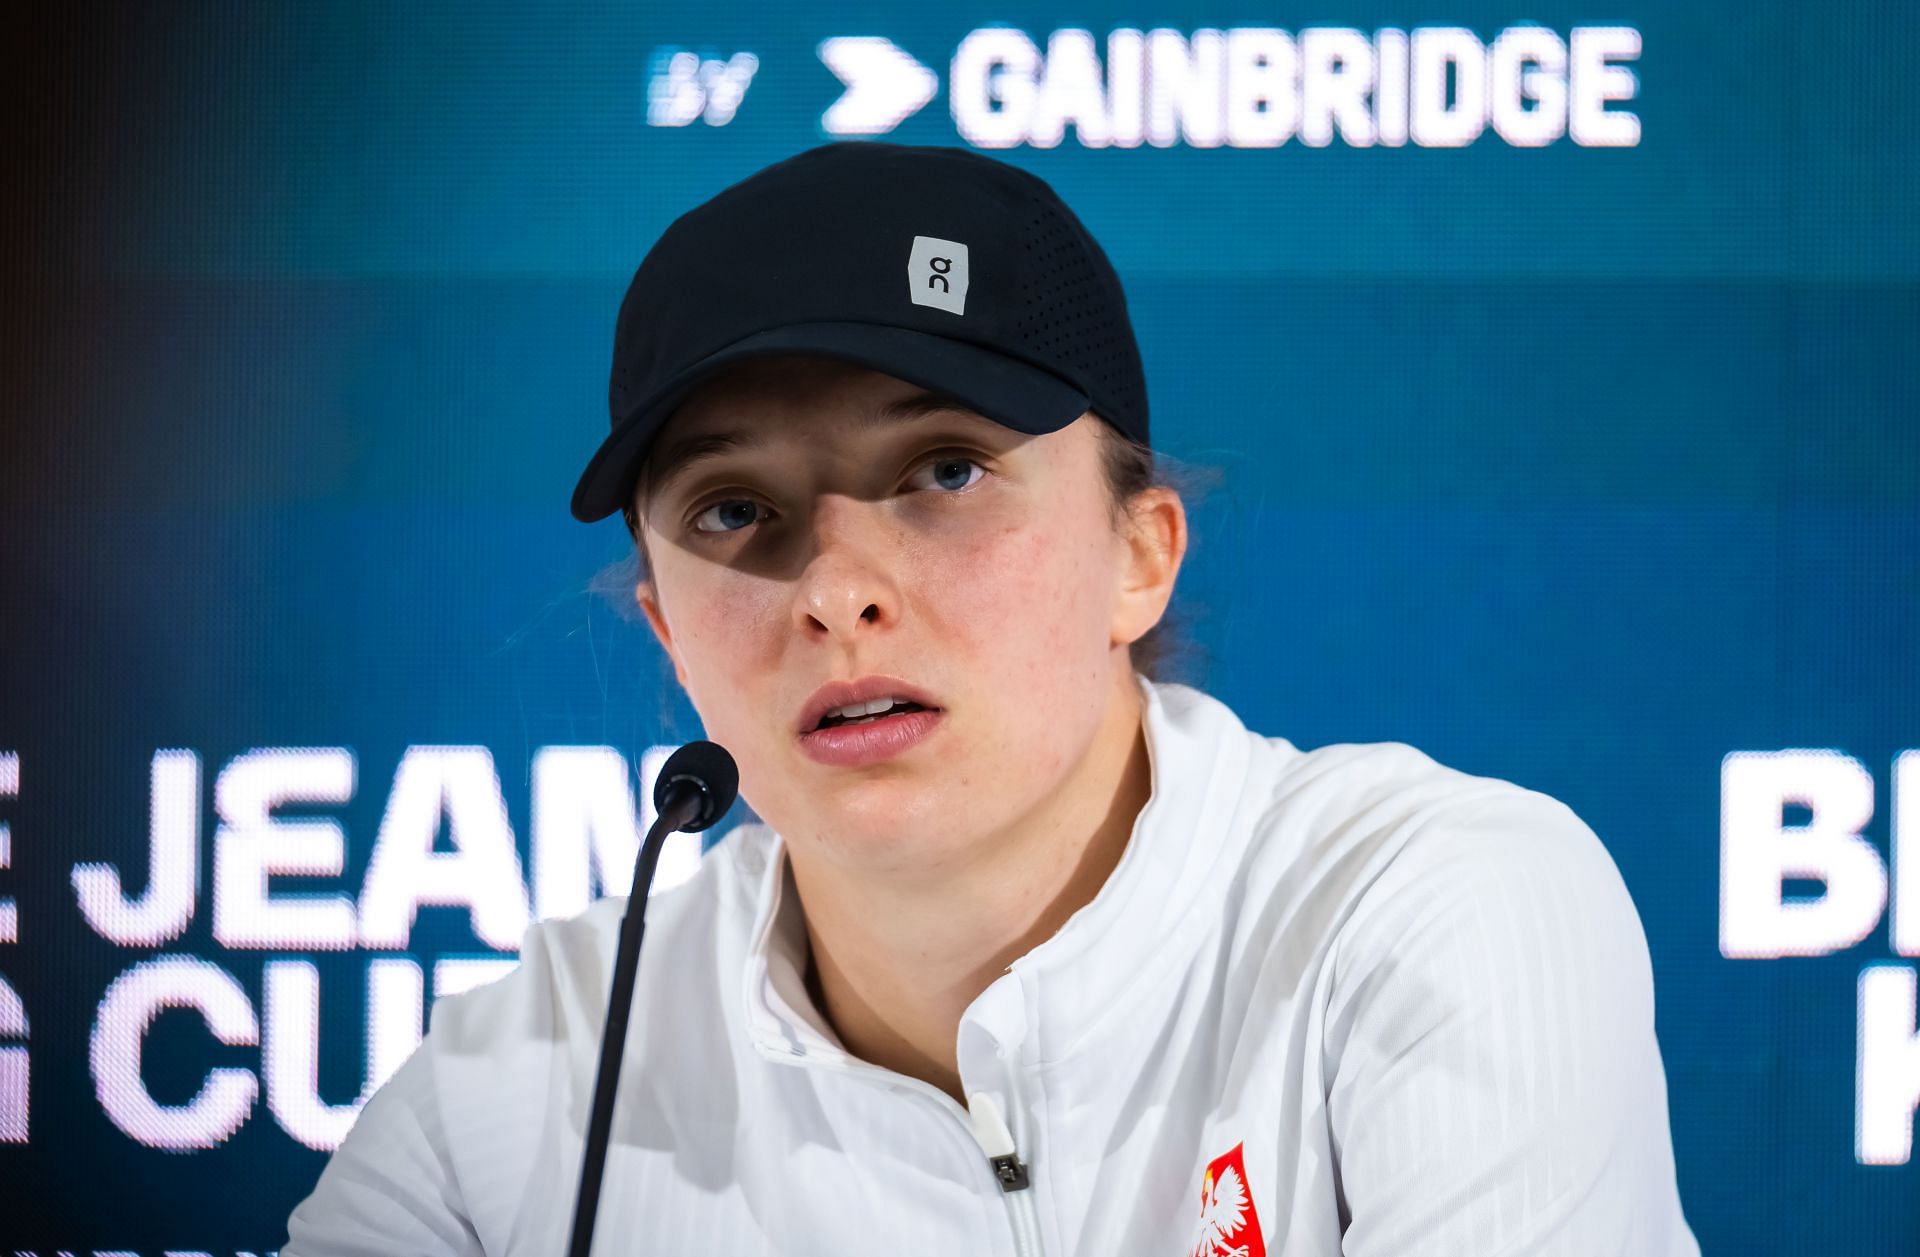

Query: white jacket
[285,679,1699,1256]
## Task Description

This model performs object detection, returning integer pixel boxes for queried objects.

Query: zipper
[756,1034,1045,1255]
[966,1089,1045,1257]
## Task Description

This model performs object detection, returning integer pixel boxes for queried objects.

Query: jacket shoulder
[1248,730,1598,865]
[430,821,755,1059]
[1234,730,1631,961]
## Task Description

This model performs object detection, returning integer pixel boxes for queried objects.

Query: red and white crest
[1184,1141,1266,1257]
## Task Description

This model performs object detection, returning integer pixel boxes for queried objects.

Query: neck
[789,668,1153,1104]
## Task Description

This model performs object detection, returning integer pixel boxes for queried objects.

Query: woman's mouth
[798,700,943,768]
[813,697,929,729]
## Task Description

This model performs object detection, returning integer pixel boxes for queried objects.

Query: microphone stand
[564,781,704,1257]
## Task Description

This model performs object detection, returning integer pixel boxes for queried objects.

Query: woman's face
[632,355,1176,876]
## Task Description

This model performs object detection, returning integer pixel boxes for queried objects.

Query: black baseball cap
[570,141,1150,523]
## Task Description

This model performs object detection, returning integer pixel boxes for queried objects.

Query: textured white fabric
[284,679,1699,1256]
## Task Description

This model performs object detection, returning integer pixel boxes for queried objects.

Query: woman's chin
[787,783,982,869]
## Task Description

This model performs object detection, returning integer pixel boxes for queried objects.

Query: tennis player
[284,141,1699,1255]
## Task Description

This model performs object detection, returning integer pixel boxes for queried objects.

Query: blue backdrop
[2,3,1917,1252]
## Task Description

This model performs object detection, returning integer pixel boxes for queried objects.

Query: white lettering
[213,748,359,949]
[1489,26,1568,146]
[264,958,423,1151]
[1029,29,1110,148]
[1721,751,1886,958]
[73,750,200,945]
[1299,28,1375,147]
[697,52,759,127]
[941,24,1637,150]
[1409,27,1487,148]
[1858,964,1920,1164]
[0,976,25,1142]
[1146,28,1226,148]
[1223,29,1296,148]
[951,28,1040,149]
[1895,751,1919,957]
[1374,29,1409,146]
[1569,26,1641,146]
[0,751,15,943]
[648,50,762,129]
[358,747,530,951]
[91,957,257,1150]
[1105,29,1146,147]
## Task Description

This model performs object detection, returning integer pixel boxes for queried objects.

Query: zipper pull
[966,1091,1031,1192]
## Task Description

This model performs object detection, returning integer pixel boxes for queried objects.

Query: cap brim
[570,321,1092,522]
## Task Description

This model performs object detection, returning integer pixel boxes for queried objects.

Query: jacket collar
[737,677,1258,1070]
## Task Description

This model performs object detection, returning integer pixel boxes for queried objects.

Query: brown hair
[617,409,1188,681]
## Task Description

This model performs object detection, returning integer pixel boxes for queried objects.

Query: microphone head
[653,739,739,832]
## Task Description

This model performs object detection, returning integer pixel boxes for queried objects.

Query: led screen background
[2,3,1917,1252]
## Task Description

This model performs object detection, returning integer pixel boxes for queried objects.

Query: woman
[286,141,1698,1254]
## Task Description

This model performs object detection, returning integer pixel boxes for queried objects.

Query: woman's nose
[790,498,901,642]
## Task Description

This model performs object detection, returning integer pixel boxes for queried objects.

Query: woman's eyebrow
[873,390,980,425]
[646,390,984,497]
[648,432,749,498]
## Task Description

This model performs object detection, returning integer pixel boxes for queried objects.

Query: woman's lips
[797,707,944,768]
[795,676,942,735]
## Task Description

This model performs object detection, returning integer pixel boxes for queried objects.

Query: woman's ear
[634,579,690,688]
[1111,486,1188,647]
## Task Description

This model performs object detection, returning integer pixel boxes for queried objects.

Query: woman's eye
[907,456,985,493]
[691,500,765,533]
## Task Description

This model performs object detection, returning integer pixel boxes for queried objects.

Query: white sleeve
[280,1029,485,1257]
[1320,789,1700,1256]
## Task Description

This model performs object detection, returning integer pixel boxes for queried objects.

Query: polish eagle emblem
[1185,1141,1266,1257]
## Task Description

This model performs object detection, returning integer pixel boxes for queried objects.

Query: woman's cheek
[934,520,1033,613]
[954,521,1101,671]
[674,576,784,722]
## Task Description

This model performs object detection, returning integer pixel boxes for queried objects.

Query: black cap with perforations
[570,140,1149,523]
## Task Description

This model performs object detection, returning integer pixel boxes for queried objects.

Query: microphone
[566,739,739,1257]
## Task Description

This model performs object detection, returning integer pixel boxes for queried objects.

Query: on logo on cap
[907,235,969,316]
